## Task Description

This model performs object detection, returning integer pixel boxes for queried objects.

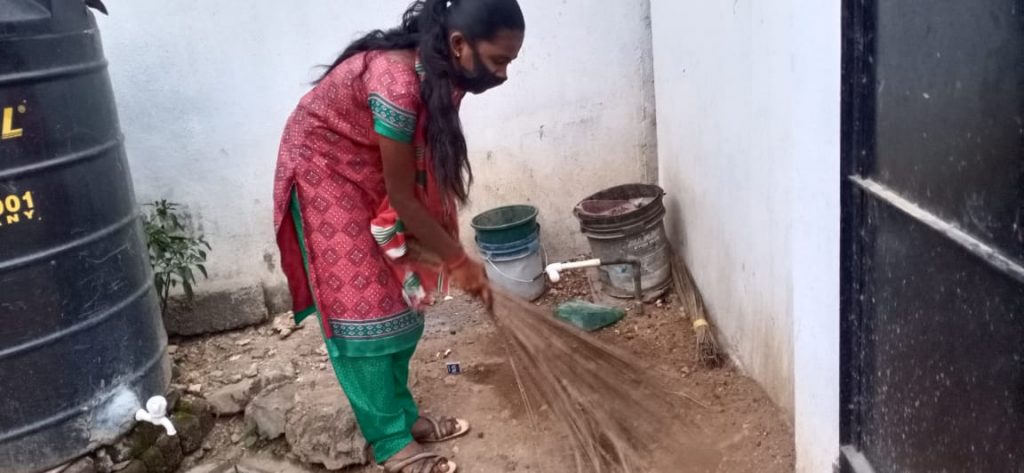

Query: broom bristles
[406,239,723,469]
[491,291,722,473]
[669,250,723,367]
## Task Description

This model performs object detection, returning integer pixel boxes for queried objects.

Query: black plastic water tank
[0,2,170,472]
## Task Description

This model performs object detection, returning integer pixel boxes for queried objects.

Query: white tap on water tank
[134,396,176,436]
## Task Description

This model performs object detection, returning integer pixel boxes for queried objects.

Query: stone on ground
[174,397,216,450]
[62,457,96,473]
[138,434,184,473]
[164,284,269,336]
[114,460,147,473]
[237,456,315,473]
[107,424,162,464]
[171,412,205,454]
[246,383,298,440]
[271,312,302,339]
[182,462,235,473]
[258,367,295,388]
[207,379,257,416]
[182,456,313,473]
[284,380,368,470]
[93,449,114,473]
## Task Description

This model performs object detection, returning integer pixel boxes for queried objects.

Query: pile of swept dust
[491,291,724,473]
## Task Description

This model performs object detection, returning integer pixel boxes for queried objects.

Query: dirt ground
[171,271,794,472]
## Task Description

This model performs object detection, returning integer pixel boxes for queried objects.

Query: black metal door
[841,1,1024,472]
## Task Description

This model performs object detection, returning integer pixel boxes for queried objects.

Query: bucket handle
[482,245,549,284]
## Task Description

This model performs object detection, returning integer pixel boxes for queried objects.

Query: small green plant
[143,200,211,313]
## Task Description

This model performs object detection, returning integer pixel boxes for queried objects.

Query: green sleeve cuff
[369,93,416,143]
[374,119,414,143]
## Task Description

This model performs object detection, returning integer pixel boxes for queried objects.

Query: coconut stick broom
[669,247,723,368]
[490,290,722,473]
[407,241,721,472]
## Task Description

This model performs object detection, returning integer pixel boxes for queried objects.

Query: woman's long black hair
[317,0,525,204]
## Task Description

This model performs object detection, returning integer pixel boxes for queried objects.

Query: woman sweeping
[273,0,525,471]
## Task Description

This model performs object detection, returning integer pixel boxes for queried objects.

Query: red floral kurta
[273,50,460,357]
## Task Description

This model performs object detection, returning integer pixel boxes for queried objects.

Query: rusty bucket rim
[574,183,666,236]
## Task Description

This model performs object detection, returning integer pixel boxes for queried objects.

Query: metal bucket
[574,184,671,300]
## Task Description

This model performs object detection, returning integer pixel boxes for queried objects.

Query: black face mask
[452,46,506,94]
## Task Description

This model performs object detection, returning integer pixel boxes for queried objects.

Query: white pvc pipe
[544,259,602,283]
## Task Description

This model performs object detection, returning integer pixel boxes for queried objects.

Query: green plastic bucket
[471,205,539,245]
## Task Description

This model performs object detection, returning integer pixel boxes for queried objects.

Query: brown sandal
[415,416,471,443]
[383,451,457,473]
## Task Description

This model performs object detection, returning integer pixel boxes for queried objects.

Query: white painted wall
[789,0,842,467]
[96,0,656,294]
[649,1,841,472]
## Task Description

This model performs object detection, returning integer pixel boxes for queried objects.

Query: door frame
[839,0,877,470]
[839,0,1024,470]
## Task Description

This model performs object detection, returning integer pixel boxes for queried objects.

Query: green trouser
[325,341,420,464]
[290,190,421,464]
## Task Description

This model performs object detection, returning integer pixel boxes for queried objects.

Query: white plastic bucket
[476,231,547,301]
